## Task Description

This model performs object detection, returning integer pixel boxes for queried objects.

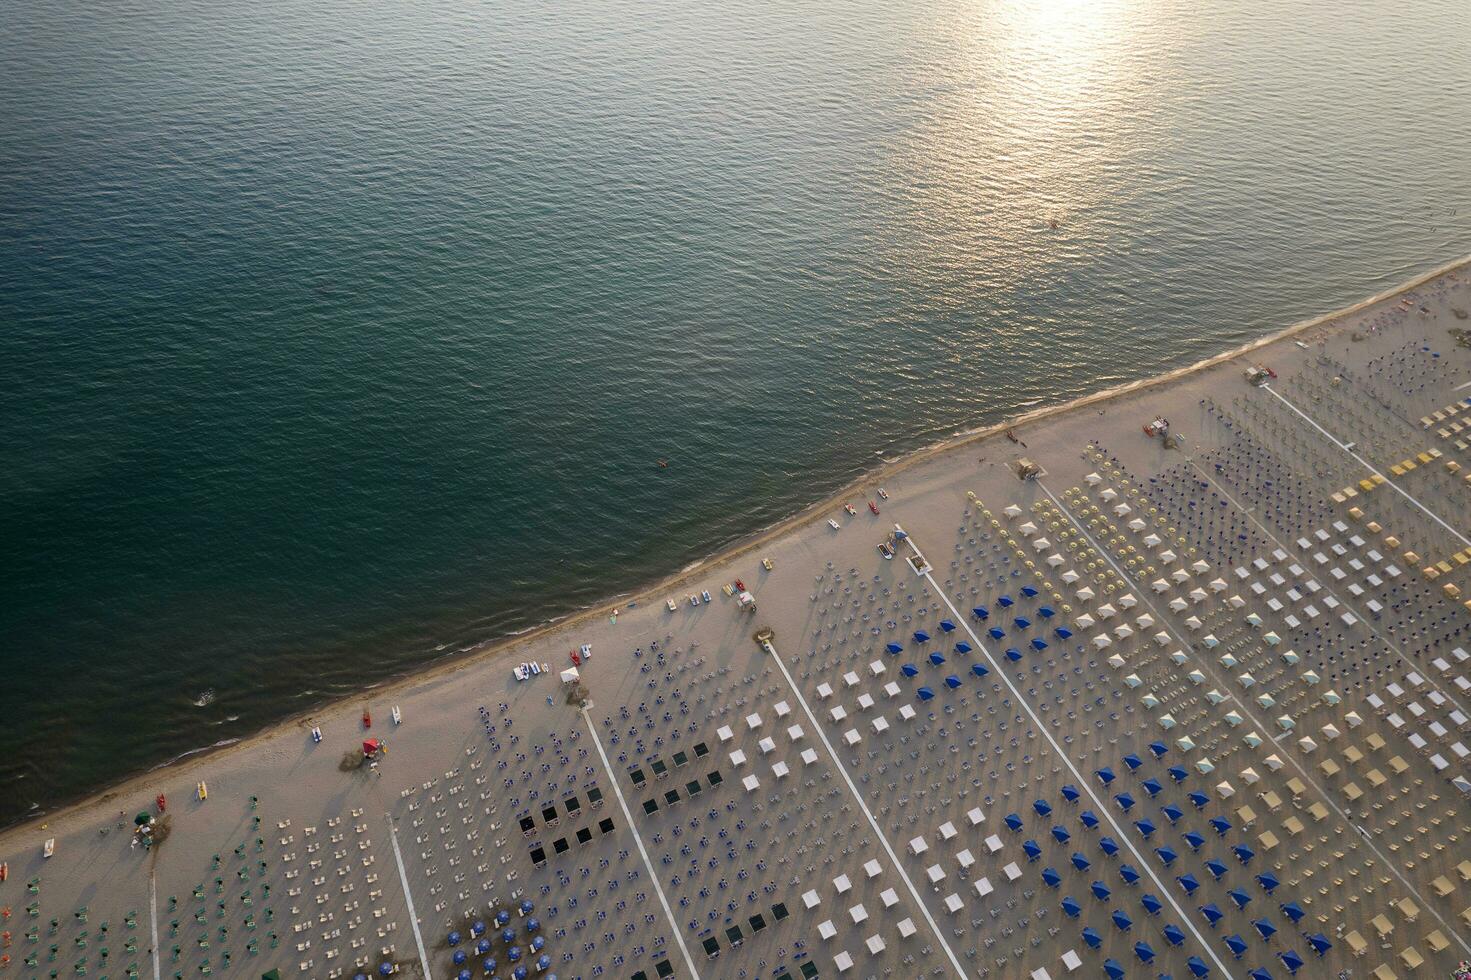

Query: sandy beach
[5,256,1471,980]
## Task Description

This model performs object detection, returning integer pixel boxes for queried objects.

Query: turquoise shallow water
[3,0,1470,824]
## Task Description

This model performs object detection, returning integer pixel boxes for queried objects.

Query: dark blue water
[3,0,1469,824]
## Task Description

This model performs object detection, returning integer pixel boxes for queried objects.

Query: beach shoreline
[7,250,1468,850]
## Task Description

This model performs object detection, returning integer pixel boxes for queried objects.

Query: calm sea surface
[3,0,1470,824]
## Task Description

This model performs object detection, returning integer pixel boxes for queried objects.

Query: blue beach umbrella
[1031,637,1048,651]
[1140,893,1163,916]
[1183,831,1205,852]
[1198,903,1224,926]
[1227,888,1251,910]
[1082,926,1103,949]
[954,641,972,654]
[1233,844,1255,865]
[1052,825,1071,844]
[997,595,1014,607]
[928,652,946,666]
[1055,626,1073,639]
[496,910,511,927]
[1061,896,1082,918]
[1155,846,1178,867]
[901,663,919,677]
[454,949,468,965]
[1163,923,1186,946]
[1034,799,1053,817]
[1252,918,1276,941]
[988,626,1006,640]
[944,674,961,689]
[971,663,989,678]
[1071,852,1091,871]
[1041,867,1062,888]
[886,642,904,654]
[1161,803,1183,824]
[1278,902,1304,924]
[1255,872,1279,894]
[1205,859,1228,880]
[1123,753,1144,771]
[916,686,934,701]
[1096,767,1117,785]
[1099,835,1120,856]
[1119,863,1142,885]
[1305,934,1331,956]
[1248,969,1273,980]
[1080,810,1100,829]
[971,606,989,620]
[939,619,956,632]
[1148,741,1168,758]
[1004,813,1024,832]
[1168,766,1189,783]
[1141,779,1163,798]
[449,931,462,946]
[1013,616,1031,630]
[1091,880,1112,901]
[1189,791,1210,809]
[1114,793,1136,812]
[1277,950,1304,975]
[1176,873,1200,895]
[1021,585,1038,598]
[1061,784,1081,802]
[1039,605,1055,617]
[1104,958,1125,979]
[1112,909,1133,931]
[913,630,930,643]
[471,921,486,937]
[476,939,491,955]
[1023,839,1043,861]
[1223,934,1248,958]
[1005,647,1023,662]
[1134,941,1155,964]
[1209,817,1231,836]
[1135,818,1157,839]
[1187,955,1211,977]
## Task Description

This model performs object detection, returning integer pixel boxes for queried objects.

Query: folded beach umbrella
[1072,852,1091,871]
[1233,844,1255,865]
[1252,919,1276,941]
[1119,863,1142,885]
[954,641,972,654]
[1163,923,1186,947]
[1198,903,1224,926]
[971,663,989,678]
[1080,809,1100,829]
[989,627,1006,640]
[1278,901,1303,924]
[1082,926,1103,949]
[971,606,989,620]
[1183,831,1205,852]
[1023,839,1043,861]
[1041,866,1062,888]
[1123,753,1144,771]
[939,619,956,632]
[1189,791,1210,809]
[1187,955,1211,977]
[1176,873,1200,895]
[1205,859,1228,880]
[1034,798,1053,817]
[1004,812,1024,832]
[913,630,930,643]
[1061,896,1082,918]
[1142,778,1163,798]
[1305,933,1331,956]
[916,686,935,701]
[886,642,904,654]
[1155,846,1178,867]
[1103,958,1125,980]
[1141,893,1164,916]
[1114,793,1136,812]
[1005,647,1023,661]
[1091,880,1112,901]
[1134,941,1155,964]
[1255,872,1279,894]
[1112,909,1133,932]
[1052,825,1071,844]
[1099,835,1120,857]
[944,674,961,689]
[929,652,946,666]
[1061,783,1081,802]
[901,663,919,677]
[1277,949,1304,975]
[1096,767,1117,785]
[1227,888,1251,910]
[1134,818,1156,839]
[1223,934,1248,958]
